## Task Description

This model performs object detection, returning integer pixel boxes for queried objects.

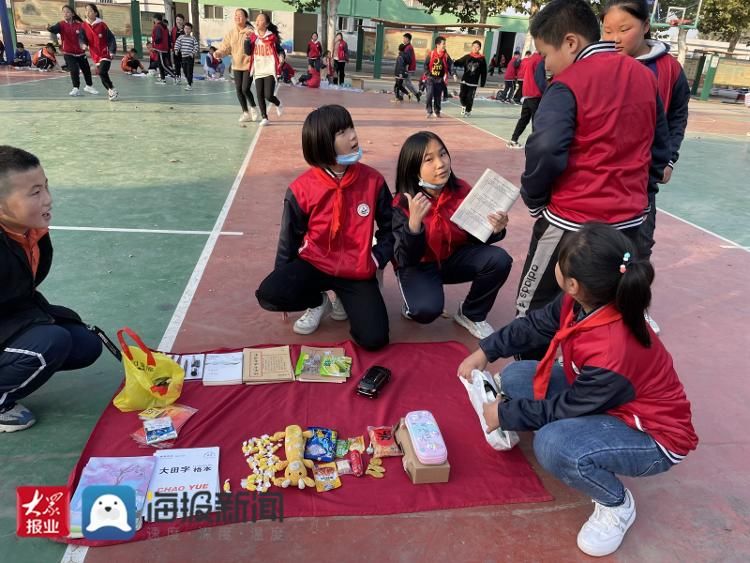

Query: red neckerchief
[423,189,453,264]
[533,300,622,399]
[311,164,362,249]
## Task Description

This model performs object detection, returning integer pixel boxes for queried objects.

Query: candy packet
[348,450,364,477]
[313,462,342,492]
[367,425,403,458]
[304,427,338,462]
[348,435,365,453]
[335,439,350,458]
[335,459,353,476]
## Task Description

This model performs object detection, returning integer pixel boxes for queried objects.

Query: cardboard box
[395,418,450,485]
[350,78,365,90]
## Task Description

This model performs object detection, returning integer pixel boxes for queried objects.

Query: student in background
[512,50,531,104]
[32,43,57,71]
[298,63,320,88]
[489,54,497,76]
[601,0,690,257]
[48,6,97,96]
[278,51,296,84]
[151,13,176,84]
[453,39,487,117]
[392,43,410,102]
[82,4,118,101]
[401,33,421,102]
[513,0,669,360]
[333,33,349,85]
[458,223,697,557]
[12,43,31,67]
[256,105,393,350]
[174,22,199,91]
[146,41,159,72]
[244,13,283,126]
[506,50,546,148]
[204,46,225,79]
[307,32,322,71]
[171,13,186,83]
[120,48,145,74]
[424,36,451,118]
[323,50,334,84]
[392,131,512,339]
[0,146,103,432]
[213,9,257,122]
[500,49,521,103]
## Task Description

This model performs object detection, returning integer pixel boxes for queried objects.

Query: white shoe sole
[0,418,36,432]
[577,495,636,557]
[453,313,492,339]
[330,309,347,321]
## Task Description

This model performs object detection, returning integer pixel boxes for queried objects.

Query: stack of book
[242,346,295,385]
[295,346,352,384]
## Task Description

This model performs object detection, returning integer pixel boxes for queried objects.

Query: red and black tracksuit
[515,41,671,358]
[480,293,698,461]
[256,163,394,350]
[48,19,93,88]
[333,40,349,85]
[307,39,322,71]
[82,18,116,90]
[401,42,420,98]
[636,40,691,259]
[392,179,512,324]
[171,24,185,79]
[510,52,545,142]
[501,54,521,101]
[424,49,451,116]
[151,21,176,80]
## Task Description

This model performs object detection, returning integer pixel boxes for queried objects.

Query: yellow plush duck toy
[272,425,315,489]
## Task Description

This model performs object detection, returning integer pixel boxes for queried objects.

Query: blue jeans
[500,361,674,506]
[0,323,102,411]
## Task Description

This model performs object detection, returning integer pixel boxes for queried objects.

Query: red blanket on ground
[61,341,551,546]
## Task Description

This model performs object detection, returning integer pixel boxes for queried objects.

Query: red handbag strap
[117,327,156,366]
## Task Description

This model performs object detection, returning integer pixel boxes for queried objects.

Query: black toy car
[356,365,391,398]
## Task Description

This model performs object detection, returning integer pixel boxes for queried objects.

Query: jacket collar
[575,41,617,62]
[636,39,670,62]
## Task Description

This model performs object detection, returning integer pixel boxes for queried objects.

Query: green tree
[698,0,750,53]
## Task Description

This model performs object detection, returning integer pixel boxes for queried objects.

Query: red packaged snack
[348,449,364,477]
[367,425,403,458]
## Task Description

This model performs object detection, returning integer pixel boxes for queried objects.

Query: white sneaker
[83,85,98,95]
[577,489,636,557]
[238,112,252,123]
[249,107,258,121]
[644,311,661,334]
[184,84,192,91]
[330,295,348,321]
[259,118,269,126]
[275,102,283,117]
[506,140,522,149]
[155,79,166,85]
[465,111,471,118]
[460,106,466,116]
[454,302,495,339]
[293,293,332,335]
[426,112,434,119]
[69,87,81,97]
[0,403,36,433]
[107,89,119,101]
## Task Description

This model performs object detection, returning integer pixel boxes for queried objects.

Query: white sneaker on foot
[577,489,636,557]
[460,106,466,116]
[506,140,522,149]
[83,85,98,94]
[238,112,252,123]
[275,102,283,117]
[107,88,119,101]
[249,107,259,121]
[293,293,332,335]
[259,118,269,126]
[184,84,192,91]
[644,311,661,334]
[465,111,471,117]
[330,295,348,321]
[69,87,81,96]
[155,79,166,85]
[454,302,495,339]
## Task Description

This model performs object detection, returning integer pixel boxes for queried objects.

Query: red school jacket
[83,18,114,64]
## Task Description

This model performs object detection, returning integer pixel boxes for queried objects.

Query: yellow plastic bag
[113,327,185,412]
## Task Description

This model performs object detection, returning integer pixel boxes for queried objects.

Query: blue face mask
[418,176,446,190]
[335,147,363,166]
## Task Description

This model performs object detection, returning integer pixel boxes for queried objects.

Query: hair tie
[619,252,631,274]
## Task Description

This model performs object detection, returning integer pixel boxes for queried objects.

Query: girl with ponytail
[458,222,697,558]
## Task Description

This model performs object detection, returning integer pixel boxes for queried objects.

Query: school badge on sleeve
[357,203,370,217]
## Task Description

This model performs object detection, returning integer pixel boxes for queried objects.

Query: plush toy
[272,425,315,490]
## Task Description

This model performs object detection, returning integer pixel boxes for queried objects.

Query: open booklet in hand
[450,169,520,242]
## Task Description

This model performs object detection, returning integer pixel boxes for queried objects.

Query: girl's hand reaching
[457,348,489,381]
[488,211,509,234]
[405,192,432,234]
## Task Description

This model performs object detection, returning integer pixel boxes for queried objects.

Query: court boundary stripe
[656,207,749,252]
[50,226,243,236]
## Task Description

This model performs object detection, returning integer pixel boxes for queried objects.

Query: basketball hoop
[668,18,693,27]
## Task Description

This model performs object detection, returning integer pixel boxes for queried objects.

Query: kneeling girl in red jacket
[256,105,394,350]
[392,131,512,339]
[458,223,697,558]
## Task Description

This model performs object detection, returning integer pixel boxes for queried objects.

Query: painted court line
[657,207,749,253]
[50,226,243,236]
[0,74,68,86]
[157,127,263,351]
